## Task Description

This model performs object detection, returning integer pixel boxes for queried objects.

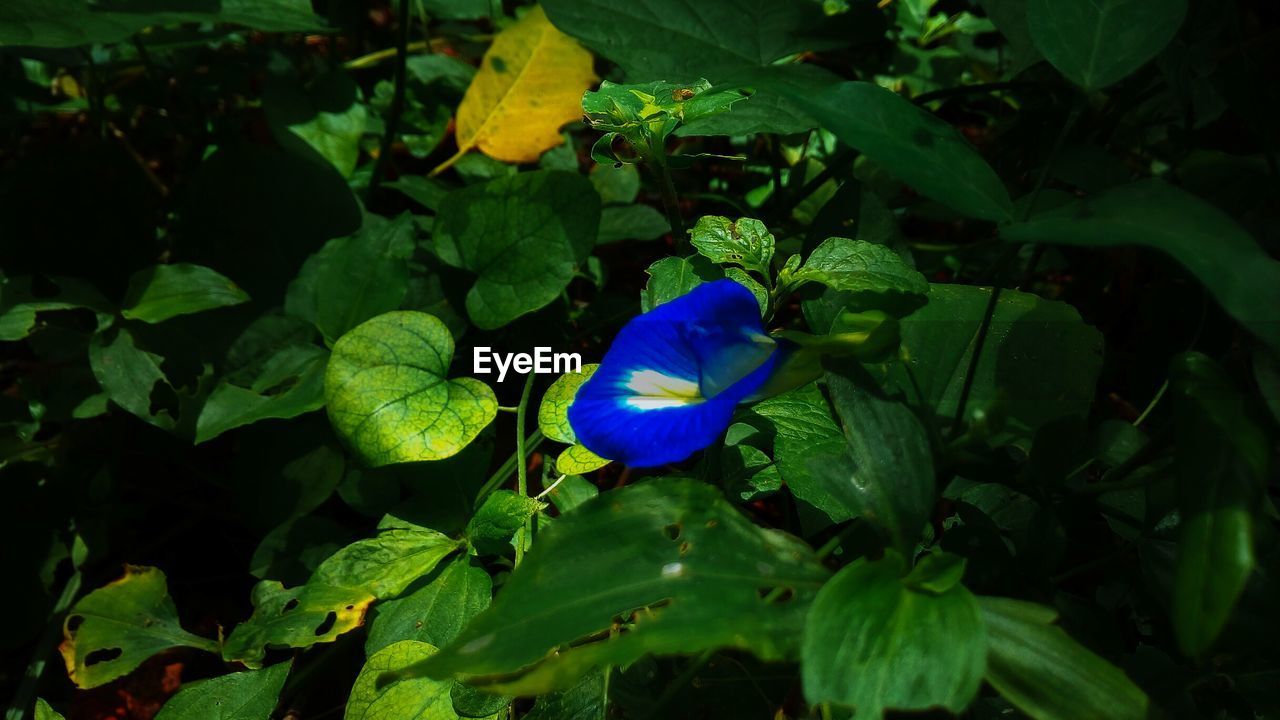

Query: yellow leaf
[431,5,596,175]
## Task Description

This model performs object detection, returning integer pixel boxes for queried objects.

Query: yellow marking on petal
[622,369,703,410]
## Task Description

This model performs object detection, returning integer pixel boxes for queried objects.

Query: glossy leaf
[689,216,775,277]
[981,597,1149,720]
[367,558,492,656]
[401,479,829,694]
[433,171,600,329]
[436,6,596,171]
[60,566,218,689]
[1003,179,1280,351]
[1170,352,1266,656]
[154,661,292,720]
[121,263,249,324]
[286,213,416,345]
[802,550,985,714]
[1027,0,1187,90]
[325,311,498,466]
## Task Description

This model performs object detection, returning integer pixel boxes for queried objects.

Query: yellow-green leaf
[537,364,598,443]
[556,444,610,475]
[345,641,478,720]
[432,5,596,174]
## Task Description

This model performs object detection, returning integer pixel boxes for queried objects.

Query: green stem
[475,429,544,504]
[367,0,413,200]
[5,569,81,720]
[650,155,685,244]
[514,372,536,566]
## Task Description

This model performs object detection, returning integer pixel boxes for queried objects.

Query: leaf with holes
[325,311,498,466]
[689,216,775,278]
[221,580,374,668]
[391,479,829,694]
[0,275,112,340]
[60,566,218,689]
[154,661,292,720]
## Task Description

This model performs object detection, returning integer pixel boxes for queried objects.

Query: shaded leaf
[1170,352,1266,656]
[222,581,372,668]
[433,171,600,329]
[195,344,328,443]
[1003,179,1280,352]
[0,275,113,341]
[346,641,465,720]
[1027,0,1187,90]
[367,558,492,656]
[980,597,1149,720]
[465,490,543,555]
[596,205,669,244]
[325,311,498,466]
[802,551,985,714]
[640,255,722,312]
[402,479,829,694]
[121,264,249,324]
[60,566,218,689]
[792,237,928,314]
[154,661,292,720]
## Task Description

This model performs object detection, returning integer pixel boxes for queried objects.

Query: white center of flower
[622,370,703,410]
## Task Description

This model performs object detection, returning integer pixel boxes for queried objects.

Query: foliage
[3,1,1278,720]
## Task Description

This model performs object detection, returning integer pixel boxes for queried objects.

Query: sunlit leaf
[60,566,218,689]
[537,364,598,443]
[34,699,65,720]
[312,523,463,599]
[222,581,373,668]
[434,6,596,172]
[555,444,610,475]
[689,216,775,278]
[325,311,498,466]
[346,641,472,720]
[792,236,929,314]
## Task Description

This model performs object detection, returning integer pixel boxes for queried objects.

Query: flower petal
[568,280,777,467]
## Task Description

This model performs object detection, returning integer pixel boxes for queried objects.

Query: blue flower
[568,279,779,467]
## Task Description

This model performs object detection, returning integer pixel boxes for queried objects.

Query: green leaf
[0,0,324,48]
[802,550,985,714]
[758,72,1013,222]
[367,558,492,656]
[195,344,328,443]
[325,311,498,466]
[265,71,368,178]
[1002,179,1280,352]
[743,382,848,520]
[34,699,65,720]
[0,275,113,341]
[60,565,218,689]
[640,255,722,312]
[465,490,543,555]
[154,661,292,720]
[596,205,670,244]
[555,444,610,475]
[523,669,608,720]
[120,264,249,324]
[980,596,1149,720]
[977,0,1043,76]
[1027,0,1187,90]
[537,364,598,443]
[582,79,746,143]
[312,523,464,600]
[222,580,373,668]
[286,213,416,345]
[588,164,640,204]
[88,327,187,433]
[818,366,936,553]
[689,216,775,277]
[346,641,465,720]
[792,237,929,314]
[433,171,600,329]
[542,475,598,515]
[1170,352,1267,656]
[871,284,1103,442]
[402,479,829,694]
